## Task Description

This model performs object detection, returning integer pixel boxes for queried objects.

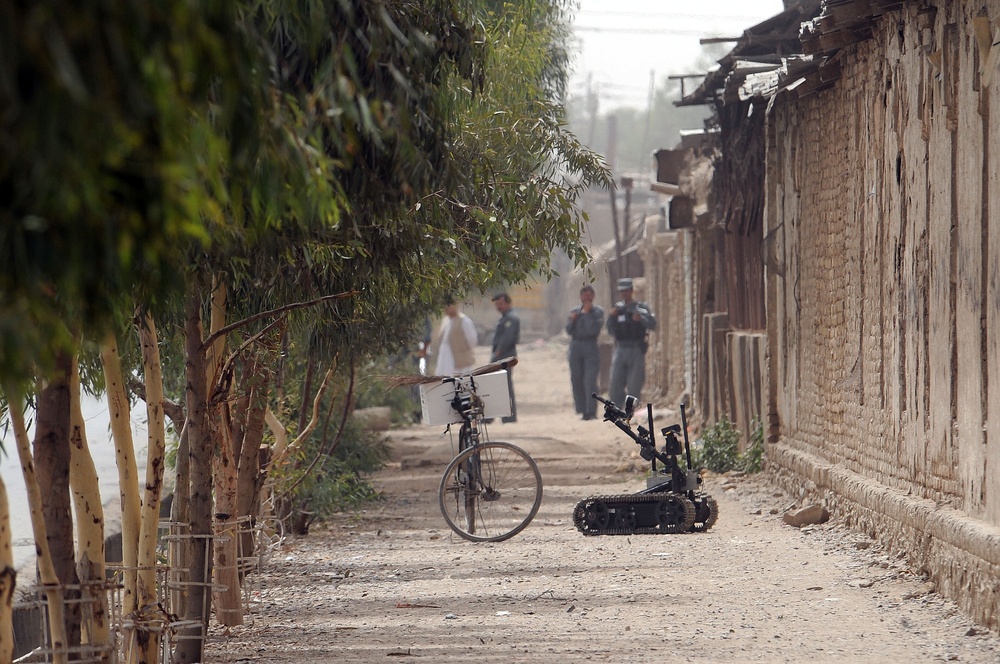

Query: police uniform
[566,300,605,420]
[490,295,520,423]
[606,278,656,407]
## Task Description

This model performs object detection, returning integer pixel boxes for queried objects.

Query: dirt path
[207,340,1000,663]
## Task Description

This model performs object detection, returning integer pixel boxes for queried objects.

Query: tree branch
[198,290,356,353]
[277,361,355,500]
[269,359,338,470]
[127,377,186,432]
[210,317,285,405]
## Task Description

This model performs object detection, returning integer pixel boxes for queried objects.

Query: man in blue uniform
[490,292,520,423]
[606,278,656,407]
[566,285,605,420]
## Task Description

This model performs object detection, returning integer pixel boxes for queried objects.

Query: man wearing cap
[490,292,520,423]
[606,278,657,407]
[566,284,605,420]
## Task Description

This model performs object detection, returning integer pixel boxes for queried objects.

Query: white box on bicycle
[419,370,512,425]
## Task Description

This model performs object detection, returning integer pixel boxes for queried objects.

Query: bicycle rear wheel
[438,441,543,542]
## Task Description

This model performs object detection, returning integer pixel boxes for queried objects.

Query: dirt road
[207,339,1000,663]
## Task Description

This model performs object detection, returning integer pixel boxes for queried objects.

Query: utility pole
[638,69,655,181]
[621,176,633,246]
[607,114,623,306]
[586,73,599,146]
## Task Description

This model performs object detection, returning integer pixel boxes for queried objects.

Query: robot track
[573,492,718,536]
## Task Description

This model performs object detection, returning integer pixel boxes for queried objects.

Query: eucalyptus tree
[0,2,274,386]
[0,472,11,664]
[222,0,608,468]
[3,2,608,662]
[217,0,609,485]
[169,2,607,656]
[163,2,492,658]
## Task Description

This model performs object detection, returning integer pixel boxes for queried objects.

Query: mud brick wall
[728,330,765,450]
[641,222,692,407]
[764,1,1000,630]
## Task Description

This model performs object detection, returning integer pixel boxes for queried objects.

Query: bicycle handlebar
[442,375,485,421]
[443,374,474,389]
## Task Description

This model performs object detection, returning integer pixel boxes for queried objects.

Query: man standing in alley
[606,278,656,407]
[566,285,605,420]
[428,295,478,376]
[490,292,520,423]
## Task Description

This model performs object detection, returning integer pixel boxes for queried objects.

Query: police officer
[606,278,656,407]
[490,292,520,423]
[566,285,605,420]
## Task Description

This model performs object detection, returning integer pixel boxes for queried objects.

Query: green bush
[275,365,402,534]
[277,415,391,534]
[738,417,765,473]
[691,415,765,474]
[692,416,741,473]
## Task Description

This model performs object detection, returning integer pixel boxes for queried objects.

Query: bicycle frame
[443,375,486,447]
[435,372,542,541]
[442,376,485,532]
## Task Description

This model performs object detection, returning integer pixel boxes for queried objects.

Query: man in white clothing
[428,296,479,375]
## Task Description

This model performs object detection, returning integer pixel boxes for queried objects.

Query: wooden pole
[608,114,623,304]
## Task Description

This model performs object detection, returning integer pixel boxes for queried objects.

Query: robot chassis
[573,394,719,536]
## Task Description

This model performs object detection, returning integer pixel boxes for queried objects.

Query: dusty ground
[206,339,1000,663]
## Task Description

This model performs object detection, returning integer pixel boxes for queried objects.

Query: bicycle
[426,360,543,542]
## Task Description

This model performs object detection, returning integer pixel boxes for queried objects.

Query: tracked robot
[573,394,718,535]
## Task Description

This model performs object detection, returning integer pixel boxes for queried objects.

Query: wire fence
[11,514,286,663]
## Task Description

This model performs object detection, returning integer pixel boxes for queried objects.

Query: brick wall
[765,1,1000,629]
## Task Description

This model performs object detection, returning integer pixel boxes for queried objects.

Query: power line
[576,10,767,22]
[571,80,652,91]
[574,26,738,36]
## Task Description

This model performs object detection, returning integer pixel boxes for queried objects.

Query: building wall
[765,1,1000,629]
[640,220,693,407]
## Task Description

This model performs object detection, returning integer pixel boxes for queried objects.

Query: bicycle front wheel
[438,441,543,542]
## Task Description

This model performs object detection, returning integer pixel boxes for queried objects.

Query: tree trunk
[266,365,337,533]
[168,425,189,619]
[265,409,287,464]
[296,353,315,437]
[99,334,143,643]
[208,280,243,627]
[231,358,255,467]
[229,356,255,558]
[261,408,286,532]
[8,394,69,664]
[169,325,192,626]
[270,365,335,469]
[136,312,168,662]
[33,355,82,654]
[68,360,111,661]
[0,473,15,664]
[212,418,243,626]
[174,289,212,664]
[236,359,271,572]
